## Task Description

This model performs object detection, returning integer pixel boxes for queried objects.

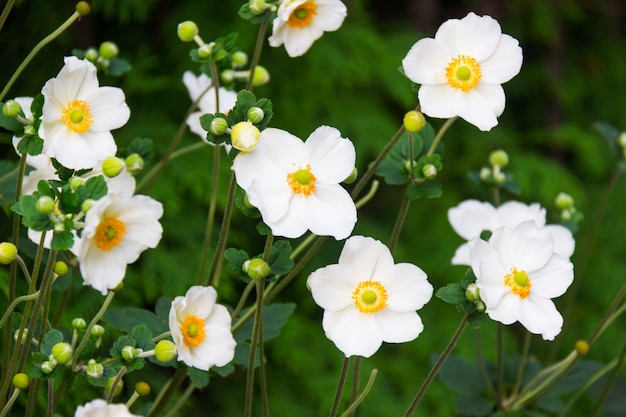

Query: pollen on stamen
[94,218,126,251]
[445,55,482,92]
[352,281,388,314]
[180,315,207,347]
[61,99,93,133]
[504,267,532,299]
[288,1,317,28]
[287,164,317,197]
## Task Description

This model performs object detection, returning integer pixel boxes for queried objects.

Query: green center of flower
[61,99,94,133]
[456,66,471,81]
[504,267,532,299]
[514,270,529,287]
[288,1,317,28]
[445,55,482,92]
[69,109,84,123]
[352,281,388,314]
[94,218,126,251]
[294,8,308,19]
[287,164,317,197]
[293,169,312,185]
[181,315,206,347]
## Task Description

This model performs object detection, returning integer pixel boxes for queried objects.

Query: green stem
[163,383,195,417]
[46,379,54,417]
[71,291,116,367]
[244,277,266,417]
[197,144,221,285]
[329,356,350,417]
[426,117,457,157]
[0,387,20,417]
[560,358,618,417]
[0,165,19,184]
[106,366,127,403]
[0,11,81,101]
[0,0,16,31]
[588,283,626,346]
[206,171,237,287]
[246,13,272,91]
[340,369,378,417]
[0,291,40,329]
[496,324,505,409]
[511,331,532,398]
[231,281,256,322]
[147,367,188,417]
[389,194,411,254]
[403,314,468,417]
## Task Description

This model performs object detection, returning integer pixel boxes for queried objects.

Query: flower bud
[209,117,229,136]
[489,149,509,168]
[221,69,235,84]
[91,324,105,338]
[619,132,626,150]
[125,153,144,176]
[135,381,151,396]
[105,377,123,397]
[99,41,119,59]
[479,167,491,181]
[36,195,55,214]
[53,261,69,276]
[575,339,589,356]
[2,100,22,118]
[154,340,177,363]
[75,1,90,16]
[555,192,574,210]
[86,359,104,378]
[121,346,142,361]
[177,21,198,42]
[422,164,437,180]
[41,360,56,374]
[81,198,95,214]
[475,300,486,312]
[343,167,358,184]
[560,209,572,222]
[197,43,214,59]
[403,110,425,133]
[53,222,65,233]
[249,0,267,15]
[14,329,28,343]
[231,121,260,152]
[465,283,481,302]
[24,125,36,136]
[69,176,86,190]
[0,242,18,264]
[85,47,99,63]
[232,51,248,69]
[12,373,29,390]
[251,66,270,86]
[247,106,264,124]
[243,258,271,280]
[493,171,506,185]
[102,156,125,178]
[51,342,73,365]
[72,318,87,331]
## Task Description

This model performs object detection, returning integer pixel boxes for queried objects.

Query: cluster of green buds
[41,342,73,374]
[101,153,144,178]
[465,283,485,312]
[220,65,270,87]
[85,359,104,379]
[2,99,37,138]
[554,192,581,224]
[121,345,144,362]
[479,149,509,185]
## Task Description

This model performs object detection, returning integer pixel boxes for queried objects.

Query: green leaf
[187,367,210,388]
[0,102,23,132]
[0,160,19,206]
[212,362,235,378]
[107,58,132,76]
[16,134,44,156]
[236,303,296,342]
[40,329,64,355]
[102,306,169,334]
[30,94,44,119]
[50,231,75,251]
[235,188,261,218]
[406,180,443,200]
[268,240,294,276]
[75,175,108,203]
[130,324,155,351]
[124,137,154,162]
[455,392,495,417]
[436,283,466,305]
[11,194,53,231]
[155,297,172,324]
[225,247,249,275]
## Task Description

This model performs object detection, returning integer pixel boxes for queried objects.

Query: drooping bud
[489,149,509,168]
[91,324,105,338]
[85,47,99,63]
[125,153,144,176]
[35,195,55,214]
[251,66,270,86]
[243,258,271,280]
[154,340,177,363]
[0,242,18,264]
[75,1,90,16]
[102,156,125,178]
[422,164,437,180]
[555,192,574,211]
[247,106,264,124]
[177,21,199,42]
[99,41,119,59]
[2,100,22,118]
[12,373,30,390]
[232,51,248,69]
[575,340,589,356]
[231,121,260,152]
[465,284,481,303]
[41,360,56,374]
[53,261,69,276]
[197,43,214,59]
[209,117,229,136]
[86,359,104,378]
[105,377,124,397]
[51,342,73,365]
[249,0,267,15]
[403,110,425,133]
[121,346,142,361]
[135,381,151,396]
[72,318,87,331]
[343,167,358,184]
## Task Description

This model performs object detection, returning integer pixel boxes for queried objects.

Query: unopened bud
[479,167,491,181]
[91,324,105,338]
[555,192,574,210]
[247,107,264,124]
[493,171,506,185]
[81,199,95,214]
[221,69,235,84]
[24,125,36,136]
[209,117,229,136]
[51,342,72,365]
[121,346,142,361]
[575,340,589,356]
[41,360,56,374]
[85,47,99,63]
[489,149,509,168]
[422,164,437,180]
[53,261,69,276]
[53,222,65,233]
[560,209,572,222]
[105,377,124,397]
[249,0,267,15]
[619,132,626,149]
[86,359,104,378]
[154,340,177,363]
[0,242,18,264]
[232,51,248,68]
[68,176,86,190]
[251,66,270,86]
[197,43,214,59]
[99,41,119,59]
[75,1,90,16]
[243,258,271,280]
[135,381,151,396]
[72,318,87,331]
[475,300,486,312]
[177,21,198,42]
[102,156,125,178]
[343,167,358,184]
[12,373,29,390]
[465,283,480,302]
[36,195,55,214]
[3,100,22,117]
[403,110,425,133]
[14,329,28,343]
[231,121,260,152]
[125,153,144,176]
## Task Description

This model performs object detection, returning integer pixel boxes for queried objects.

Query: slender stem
[23,377,39,417]
[106,366,127,403]
[259,311,270,417]
[0,387,20,417]
[206,171,237,287]
[354,180,380,210]
[232,281,256,322]
[0,291,41,329]
[197,144,221,285]
[147,367,187,417]
[426,117,457,157]
[571,355,622,417]
[340,369,378,417]
[71,291,116,367]
[246,13,272,91]
[475,330,494,397]
[496,324,505,409]
[0,165,19,184]
[347,357,362,417]
[389,195,411,254]
[244,277,266,417]
[512,332,532,398]
[46,379,54,417]
[0,0,16,31]
[0,11,81,101]
[163,383,195,417]
[588,283,626,345]
[329,357,351,417]
[403,315,468,417]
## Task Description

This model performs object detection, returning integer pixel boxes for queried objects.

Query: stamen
[94,218,126,251]
[180,315,207,347]
[504,267,532,299]
[352,281,388,313]
[288,1,317,28]
[61,99,93,133]
[287,164,317,197]
[445,55,482,92]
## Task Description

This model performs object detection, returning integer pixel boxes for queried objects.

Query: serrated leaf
[41,329,64,355]
[256,221,270,235]
[102,306,169,334]
[435,283,466,305]
[12,194,53,231]
[225,247,249,274]
[16,134,44,156]
[125,137,154,162]
[107,58,132,76]
[50,231,75,251]
[30,94,44,119]
[76,175,108,203]
[130,324,155,351]
[235,188,261,218]
[187,367,210,388]
[268,240,294,276]
[236,303,296,342]
[435,354,489,394]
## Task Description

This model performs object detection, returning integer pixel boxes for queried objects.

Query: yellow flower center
[288,1,317,28]
[287,164,317,197]
[504,267,532,299]
[352,281,388,314]
[445,55,482,92]
[61,99,93,133]
[180,315,206,347]
[94,218,126,251]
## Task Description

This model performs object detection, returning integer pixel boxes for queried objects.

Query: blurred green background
[1,0,626,416]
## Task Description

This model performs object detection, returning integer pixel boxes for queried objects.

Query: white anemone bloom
[268,0,347,57]
[75,193,163,295]
[232,126,356,239]
[402,12,523,131]
[40,56,130,169]
[182,71,237,143]
[448,199,575,266]
[74,399,139,417]
[469,221,574,341]
[169,285,236,370]
[308,236,433,358]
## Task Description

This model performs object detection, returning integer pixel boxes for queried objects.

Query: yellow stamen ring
[352,281,388,314]
[94,218,126,251]
[61,99,93,133]
[287,164,317,197]
[445,55,482,92]
[504,267,532,299]
[180,315,207,347]
[288,1,317,28]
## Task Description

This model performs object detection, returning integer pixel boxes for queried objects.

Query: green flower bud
[0,242,18,264]
[475,300,486,312]
[12,373,29,390]
[619,132,626,149]
[85,47,99,63]
[247,106,264,124]
[555,192,574,210]
[251,66,270,86]
[23,125,36,136]
[197,43,214,59]
[489,149,509,168]
[3,100,22,118]
[102,156,125,178]
[53,222,65,233]
[105,377,123,397]
[177,21,198,42]
[231,121,260,152]
[221,69,235,84]
[72,318,87,331]
[14,329,28,343]
[86,359,103,378]
[81,198,95,214]
[53,261,69,276]
[135,381,151,396]
[575,339,589,356]
[465,283,480,303]
[209,117,229,136]
[35,195,55,214]
[69,176,86,190]
[75,1,90,16]
[232,51,248,69]
[41,360,56,374]
[343,167,358,184]
[51,342,72,365]
[560,209,572,222]
[125,153,144,176]
[249,0,267,15]
[91,324,105,338]
[99,41,119,59]
[479,167,491,181]
[243,258,271,280]
[422,164,437,180]
[154,340,177,363]
[493,171,506,185]
[403,110,425,133]
[121,345,142,361]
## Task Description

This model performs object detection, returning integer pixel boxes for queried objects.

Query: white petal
[257,128,305,171]
[473,83,506,119]
[453,87,501,131]
[309,264,355,310]
[304,126,355,183]
[486,292,522,325]
[504,221,554,272]
[402,38,451,85]
[263,195,309,238]
[302,184,356,240]
[375,309,424,343]
[448,199,498,240]
[182,71,212,102]
[322,308,382,358]
[84,86,130,131]
[338,236,395,283]
[418,85,462,119]
[186,111,210,142]
[311,0,347,32]
[518,296,563,341]
[383,263,432,311]
[282,25,323,57]
[544,224,575,259]
[480,34,523,84]
[442,13,502,60]
[529,255,574,299]
[496,201,546,229]
[55,56,99,103]
[79,245,127,295]
[48,129,100,170]
[451,243,471,266]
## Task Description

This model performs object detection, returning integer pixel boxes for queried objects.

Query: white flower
[401,12,523,131]
[182,71,237,143]
[268,0,347,57]
[469,221,574,340]
[169,285,236,370]
[75,193,163,295]
[40,56,130,169]
[308,236,433,357]
[74,399,139,417]
[232,125,357,239]
[448,199,574,266]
